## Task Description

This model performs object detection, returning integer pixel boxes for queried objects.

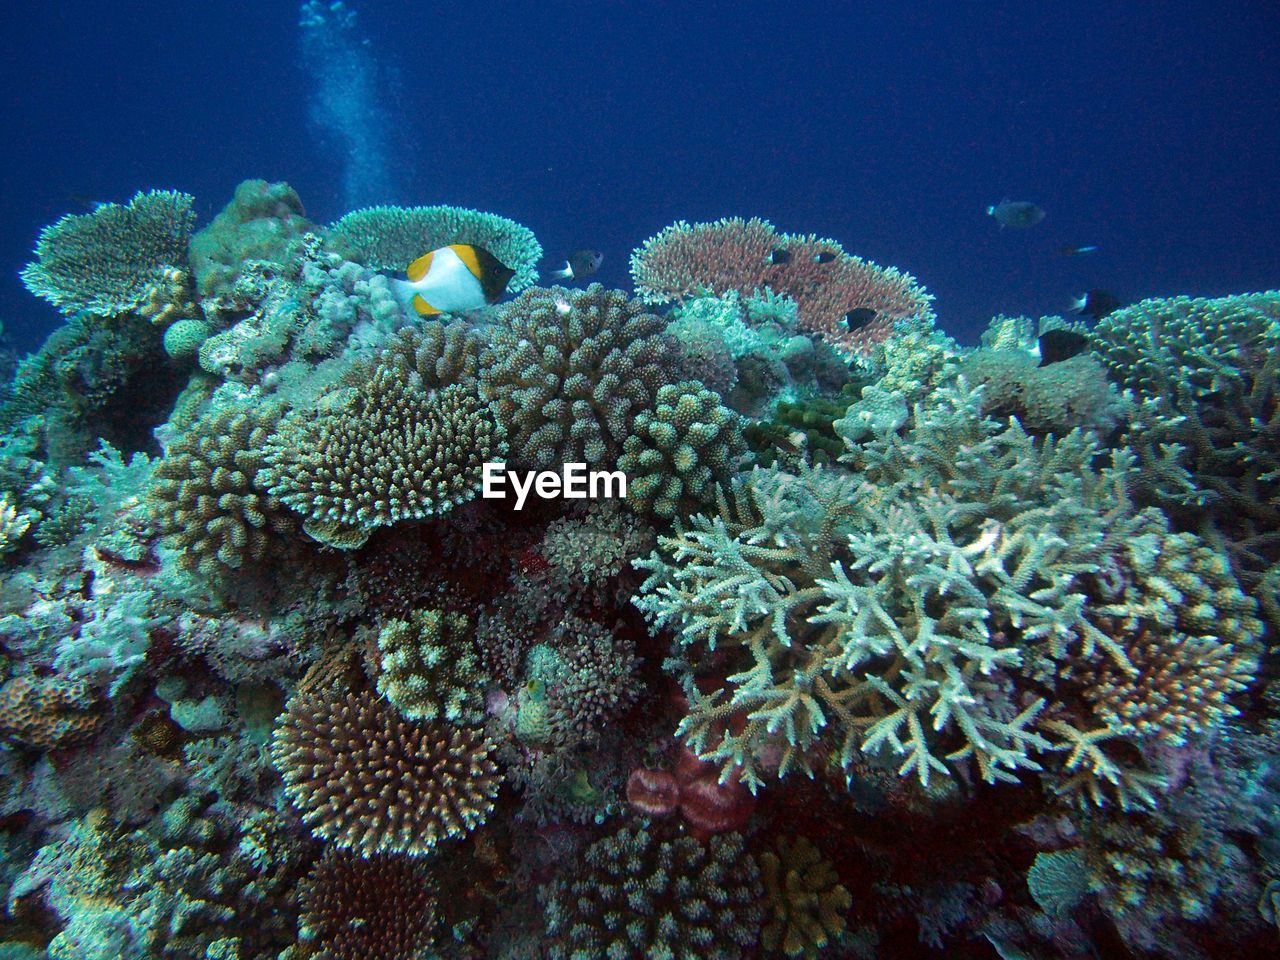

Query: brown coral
[272,687,501,856]
[0,675,104,750]
[146,396,297,576]
[299,849,439,960]
[759,835,852,959]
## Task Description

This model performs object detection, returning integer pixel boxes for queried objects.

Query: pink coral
[630,216,934,352]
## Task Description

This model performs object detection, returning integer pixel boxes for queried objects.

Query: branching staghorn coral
[635,379,1260,804]
[21,190,196,317]
[480,284,674,469]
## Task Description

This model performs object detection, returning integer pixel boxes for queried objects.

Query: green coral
[619,380,746,516]
[544,825,763,960]
[745,384,860,467]
[1091,291,1280,630]
[260,330,502,549]
[20,189,196,316]
[960,348,1125,434]
[376,609,485,724]
[326,203,542,293]
[481,284,673,469]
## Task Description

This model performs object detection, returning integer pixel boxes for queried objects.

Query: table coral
[20,190,196,317]
[630,216,934,353]
[326,203,542,294]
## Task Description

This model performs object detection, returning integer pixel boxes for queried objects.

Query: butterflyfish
[393,244,515,316]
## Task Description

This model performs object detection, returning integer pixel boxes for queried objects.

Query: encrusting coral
[272,687,501,856]
[480,284,673,469]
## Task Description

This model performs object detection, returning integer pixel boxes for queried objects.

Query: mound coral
[618,380,746,517]
[272,687,501,856]
[20,189,196,316]
[298,850,438,960]
[146,396,297,576]
[630,216,934,352]
[261,331,503,548]
[480,284,674,469]
[543,825,763,960]
[635,379,1261,804]
[326,203,542,293]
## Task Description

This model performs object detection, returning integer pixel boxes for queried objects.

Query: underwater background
[0,1,1279,958]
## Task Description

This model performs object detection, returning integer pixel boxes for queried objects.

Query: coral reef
[480,284,674,468]
[636,380,1260,801]
[1091,291,1280,629]
[20,190,196,317]
[272,687,501,856]
[630,216,935,352]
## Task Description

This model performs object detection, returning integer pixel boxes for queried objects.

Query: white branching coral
[635,378,1260,804]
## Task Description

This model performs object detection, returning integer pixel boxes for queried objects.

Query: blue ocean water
[2,0,1278,351]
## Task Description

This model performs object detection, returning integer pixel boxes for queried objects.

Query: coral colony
[0,176,1278,960]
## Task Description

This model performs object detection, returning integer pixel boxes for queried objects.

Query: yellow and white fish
[392,243,515,315]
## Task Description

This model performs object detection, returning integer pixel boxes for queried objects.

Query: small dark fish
[844,307,877,330]
[767,248,792,264]
[987,199,1045,229]
[1037,328,1091,366]
[1069,288,1123,320]
[1057,243,1098,257]
[814,251,837,264]
[549,248,603,281]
